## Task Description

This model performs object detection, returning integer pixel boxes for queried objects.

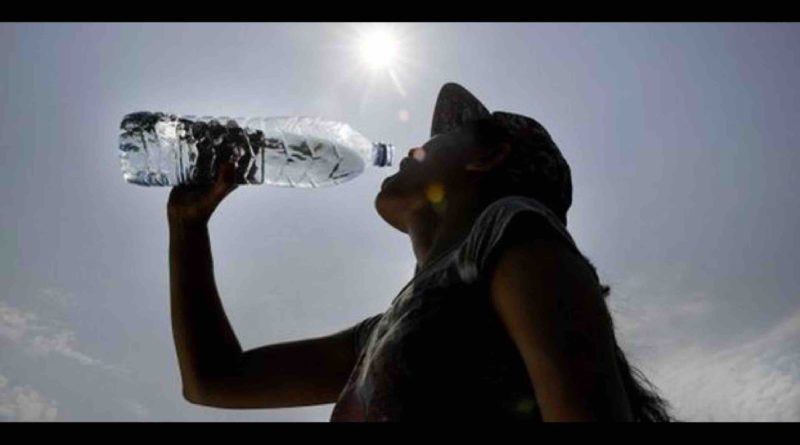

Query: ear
[465,142,512,172]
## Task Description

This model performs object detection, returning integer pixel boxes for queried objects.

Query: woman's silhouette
[167,83,672,421]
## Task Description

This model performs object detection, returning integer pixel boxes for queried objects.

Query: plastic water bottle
[118,112,395,188]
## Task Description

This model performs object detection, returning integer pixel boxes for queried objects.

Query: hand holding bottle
[167,160,238,229]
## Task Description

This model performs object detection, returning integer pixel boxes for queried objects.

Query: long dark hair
[466,118,674,422]
[595,280,673,422]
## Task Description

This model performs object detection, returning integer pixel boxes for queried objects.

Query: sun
[358,27,400,71]
[326,23,424,100]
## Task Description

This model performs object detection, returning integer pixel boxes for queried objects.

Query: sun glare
[332,23,422,101]
[359,27,400,71]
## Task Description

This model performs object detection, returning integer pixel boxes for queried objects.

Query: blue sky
[0,23,798,421]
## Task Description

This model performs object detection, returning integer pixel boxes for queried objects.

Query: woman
[167,83,671,421]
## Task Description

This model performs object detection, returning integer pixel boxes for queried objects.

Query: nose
[408,147,425,161]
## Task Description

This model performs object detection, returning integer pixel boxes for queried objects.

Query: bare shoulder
[491,234,602,300]
[488,234,611,353]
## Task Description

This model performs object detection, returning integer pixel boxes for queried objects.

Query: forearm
[169,222,243,396]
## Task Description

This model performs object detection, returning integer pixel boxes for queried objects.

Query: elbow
[182,385,208,406]
[182,379,241,409]
[183,385,226,408]
[180,363,239,407]
[181,377,223,407]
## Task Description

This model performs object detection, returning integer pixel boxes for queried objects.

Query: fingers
[210,160,239,203]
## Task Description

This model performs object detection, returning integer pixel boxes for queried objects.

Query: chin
[374,187,415,234]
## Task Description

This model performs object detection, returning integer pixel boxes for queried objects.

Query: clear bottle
[118,112,395,187]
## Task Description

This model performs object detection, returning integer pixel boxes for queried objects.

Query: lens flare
[425,182,445,204]
[398,109,410,123]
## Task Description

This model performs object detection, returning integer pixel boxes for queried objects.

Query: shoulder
[346,313,384,356]
[473,195,578,255]
[488,233,608,343]
[457,195,588,285]
[491,235,598,292]
[483,198,604,326]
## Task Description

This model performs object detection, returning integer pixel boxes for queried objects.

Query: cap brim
[430,82,491,138]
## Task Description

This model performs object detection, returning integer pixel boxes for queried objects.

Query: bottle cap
[372,142,395,167]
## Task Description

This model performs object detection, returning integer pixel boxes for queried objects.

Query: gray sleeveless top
[330,195,601,421]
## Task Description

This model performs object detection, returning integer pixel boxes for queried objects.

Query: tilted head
[375,82,573,233]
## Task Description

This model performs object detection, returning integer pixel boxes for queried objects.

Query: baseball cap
[430,82,573,226]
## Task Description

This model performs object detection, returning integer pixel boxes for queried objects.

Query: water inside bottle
[119,113,368,187]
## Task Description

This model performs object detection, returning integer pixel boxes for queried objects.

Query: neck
[407,190,487,273]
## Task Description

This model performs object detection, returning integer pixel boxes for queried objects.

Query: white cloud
[120,399,149,420]
[0,300,127,374]
[0,303,37,342]
[0,373,58,422]
[38,287,75,309]
[607,270,800,422]
[30,331,102,366]
[648,309,800,422]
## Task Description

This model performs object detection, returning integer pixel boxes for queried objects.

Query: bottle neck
[372,142,395,167]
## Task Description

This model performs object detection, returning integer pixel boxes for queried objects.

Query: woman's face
[374,129,481,233]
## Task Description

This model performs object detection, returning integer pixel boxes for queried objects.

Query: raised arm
[168,161,358,409]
